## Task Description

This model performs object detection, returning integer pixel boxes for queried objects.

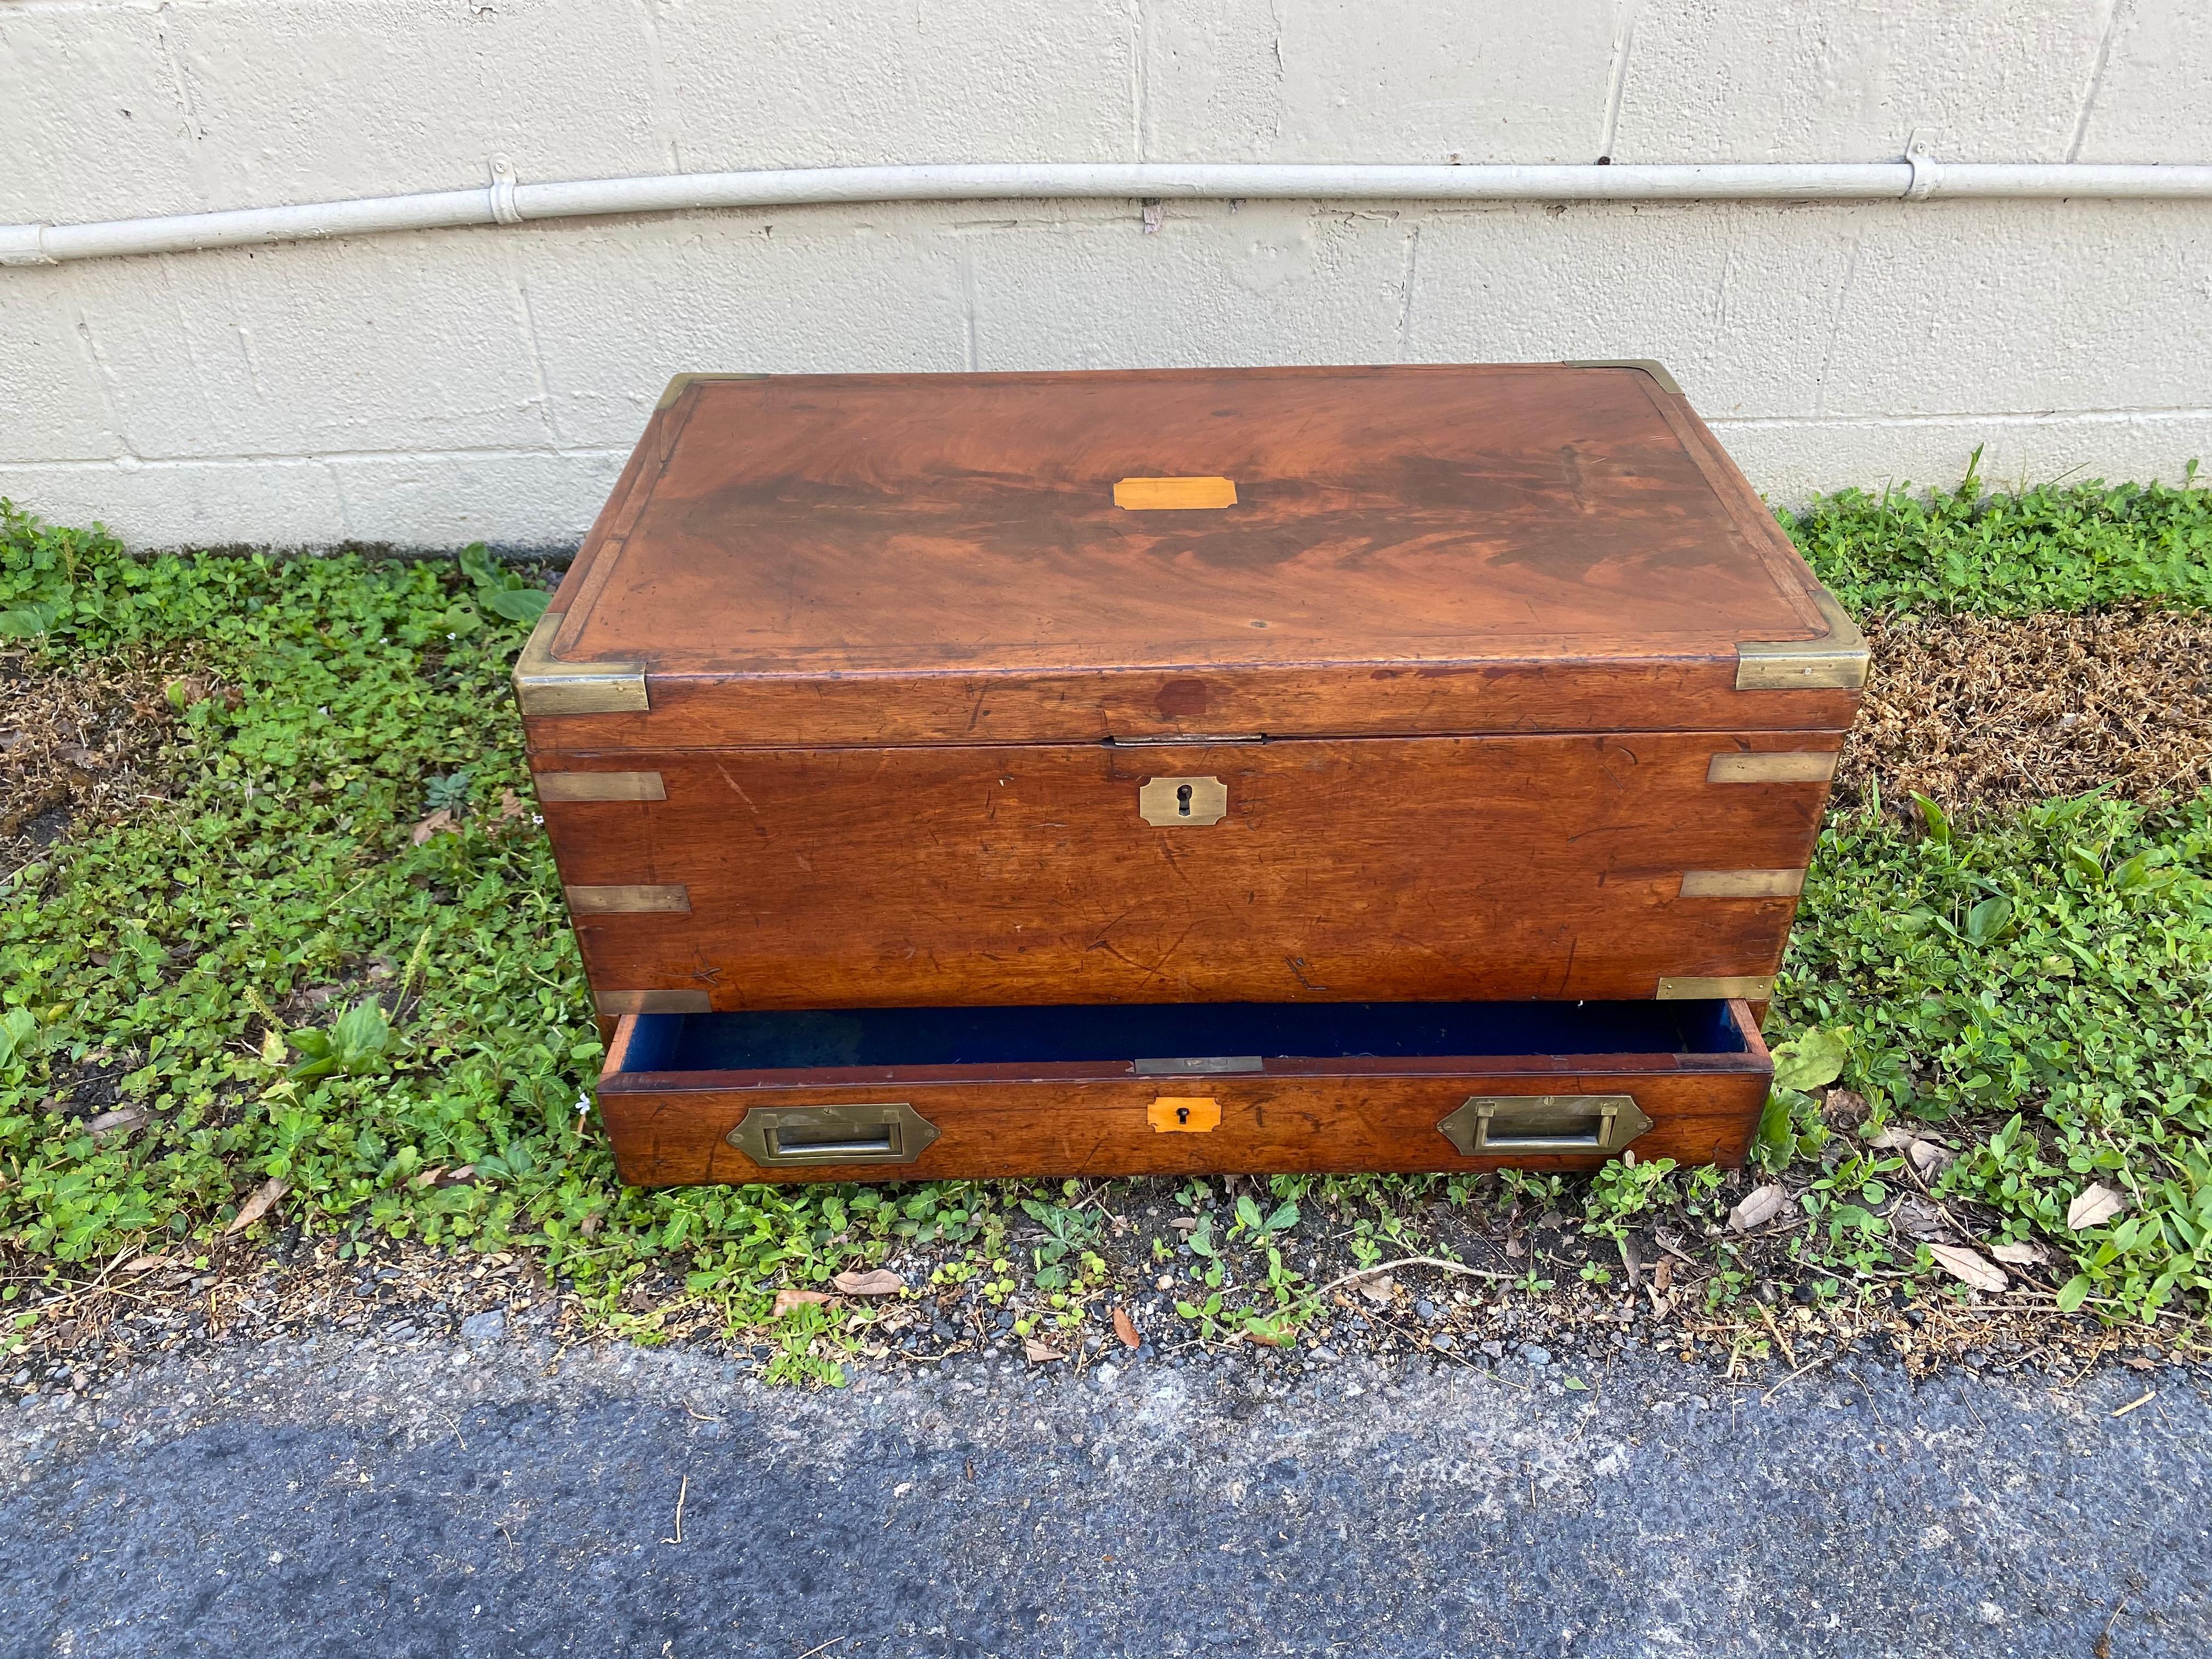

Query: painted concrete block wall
[2,0,2208,549]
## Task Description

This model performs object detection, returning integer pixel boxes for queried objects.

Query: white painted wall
[2,0,2208,549]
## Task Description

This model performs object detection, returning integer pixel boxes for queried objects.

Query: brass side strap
[535,771,668,802]
[1707,752,1839,785]
[1679,870,1806,899]
[566,884,690,914]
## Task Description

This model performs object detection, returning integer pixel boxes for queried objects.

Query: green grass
[2,469,2209,1366]
[1786,450,2212,619]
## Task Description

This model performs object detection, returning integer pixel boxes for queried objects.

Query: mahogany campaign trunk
[515,364,1866,1186]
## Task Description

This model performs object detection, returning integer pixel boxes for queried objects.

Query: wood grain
[528,365,1854,748]
[537,731,1838,1010]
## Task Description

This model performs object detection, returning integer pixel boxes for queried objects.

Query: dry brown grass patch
[1836,609,2212,817]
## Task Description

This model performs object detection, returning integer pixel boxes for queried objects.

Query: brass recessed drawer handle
[1437,1094,1654,1156]
[727,1102,940,1166]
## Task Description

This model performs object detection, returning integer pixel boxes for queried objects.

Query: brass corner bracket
[1561,358,1683,394]
[1735,586,1870,692]
[512,610,650,716]
[655,371,772,410]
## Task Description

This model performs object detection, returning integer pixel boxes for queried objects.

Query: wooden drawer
[596,997,1772,1186]
[540,732,1835,1014]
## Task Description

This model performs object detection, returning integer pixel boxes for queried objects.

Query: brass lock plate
[1149,1096,1222,1133]
[1436,1094,1654,1157]
[1138,775,1228,826]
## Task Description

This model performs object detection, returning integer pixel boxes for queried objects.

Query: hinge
[512,609,650,716]
[1735,586,1870,692]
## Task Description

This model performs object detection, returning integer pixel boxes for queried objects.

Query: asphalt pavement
[4,1322,2207,1657]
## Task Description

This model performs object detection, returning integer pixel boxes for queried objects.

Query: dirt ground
[0,650,187,877]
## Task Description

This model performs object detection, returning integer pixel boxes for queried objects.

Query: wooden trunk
[518,364,1864,1185]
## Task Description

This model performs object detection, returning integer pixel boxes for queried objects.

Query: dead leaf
[86,1107,148,1138]
[1927,1243,2008,1293]
[497,788,528,821]
[1652,1257,1674,1294]
[443,1164,476,1186]
[1890,1196,1950,1242]
[1821,1087,1870,1128]
[1167,1216,1200,1234]
[1728,1184,1791,1232]
[1990,1239,2049,1267]
[2123,1356,2158,1372]
[1618,1235,1643,1289]
[2068,1184,2128,1231]
[1869,1125,1920,1152]
[1503,1234,1526,1259]
[223,1176,289,1236]
[1023,1338,1062,1363]
[410,1165,447,1188]
[772,1288,833,1317]
[1243,1327,1285,1348]
[410,807,458,845]
[1113,1306,1140,1349]
[1906,1139,1956,1179]
[831,1268,905,1296]
[1356,1273,1396,1307]
[121,1253,189,1274]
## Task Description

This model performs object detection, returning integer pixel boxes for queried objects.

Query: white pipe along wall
[2,0,2209,550]
[9,158,2212,266]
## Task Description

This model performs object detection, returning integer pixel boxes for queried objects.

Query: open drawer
[595,998,1772,1186]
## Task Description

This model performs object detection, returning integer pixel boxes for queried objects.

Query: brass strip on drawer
[1657,975,1775,1001]
[1680,869,1805,899]
[596,989,713,1016]
[1706,751,1838,785]
[512,609,651,716]
[566,884,691,913]
[535,771,667,802]
[1734,588,1870,691]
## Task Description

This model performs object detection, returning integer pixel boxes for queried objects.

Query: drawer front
[595,998,1772,1186]
[538,732,1835,1013]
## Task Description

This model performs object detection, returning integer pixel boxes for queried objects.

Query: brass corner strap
[512,609,651,716]
[655,371,772,410]
[1735,587,1870,692]
[1561,358,1683,394]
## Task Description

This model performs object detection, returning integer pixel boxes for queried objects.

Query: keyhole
[1176,1105,1191,1124]
[1176,783,1193,817]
